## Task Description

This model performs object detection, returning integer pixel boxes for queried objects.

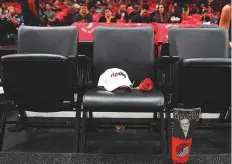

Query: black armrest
[67,55,92,63]
[161,56,180,64]
[157,56,180,70]
[77,55,92,61]
[67,55,78,62]
[76,55,93,89]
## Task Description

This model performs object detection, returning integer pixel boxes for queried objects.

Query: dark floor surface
[2,113,231,154]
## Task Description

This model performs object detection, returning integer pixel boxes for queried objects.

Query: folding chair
[17,25,79,90]
[166,58,231,152]
[16,26,91,93]
[163,28,229,102]
[0,54,82,152]
[162,27,230,152]
[80,26,166,154]
[16,25,80,122]
[17,26,78,57]
[168,28,229,59]
[0,26,82,152]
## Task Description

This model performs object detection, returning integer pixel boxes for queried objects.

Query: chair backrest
[171,58,231,112]
[93,26,155,86]
[17,26,78,57]
[169,28,229,58]
[1,54,73,112]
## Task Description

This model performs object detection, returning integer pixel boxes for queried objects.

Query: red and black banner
[171,108,201,164]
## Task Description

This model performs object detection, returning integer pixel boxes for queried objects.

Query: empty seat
[171,58,231,109]
[169,28,229,58]
[0,54,81,152]
[162,28,230,152]
[17,26,78,57]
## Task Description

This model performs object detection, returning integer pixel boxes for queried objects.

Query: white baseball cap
[98,68,133,91]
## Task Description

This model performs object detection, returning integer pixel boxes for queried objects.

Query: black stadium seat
[166,58,231,152]
[0,54,82,152]
[17,26,78,57]
[81,26,166,154]
[168,28,229,59]
[162,27,231,152]
[165,27,229,102]
[17,26,80,87]
[164,27,229,99]
[0,26,82,152]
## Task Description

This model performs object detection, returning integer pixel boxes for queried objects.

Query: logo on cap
[111,72,126,78]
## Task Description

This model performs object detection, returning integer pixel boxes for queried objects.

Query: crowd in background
[0,0,224,28]
[0,0,229,45]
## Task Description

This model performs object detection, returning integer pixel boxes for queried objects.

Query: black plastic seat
[164,27,229,102]
[81,26,166,154]
[171,58,231,109]
[17,26,78,56]
[161,28,230,153]
[16,25,82,89]
[169,28,229,59]
[83,88,164,112]
[0,54,82,152]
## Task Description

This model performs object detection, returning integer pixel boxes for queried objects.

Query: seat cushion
[83,88,164,112]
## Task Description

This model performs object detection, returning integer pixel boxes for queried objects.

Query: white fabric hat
[98,68,133,91]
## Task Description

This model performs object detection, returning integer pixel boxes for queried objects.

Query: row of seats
[0,26,230,154]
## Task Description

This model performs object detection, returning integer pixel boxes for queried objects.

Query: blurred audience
[182,4,189,16]
[152,4,168,23]
[4,6,21,26]
[75,4,93,22]
[115,4,129,22]
[0,3,7,15]
[44,3,56,25]
[131,6,150,23]
[210,11,220,24]
[99,7,116,22]
[201,10,210,22]
[190,4,198,14]
[0,0,226,27]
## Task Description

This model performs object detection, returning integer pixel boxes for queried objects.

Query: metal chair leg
[0,110,6,151]
[160,110,166,154]
[8,107,27,132]
[89,111,93,120]
[166,110,172,153]
[80,108,88,153]
[72,102,81,153]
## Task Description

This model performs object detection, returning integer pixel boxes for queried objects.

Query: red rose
[139,78,154,91]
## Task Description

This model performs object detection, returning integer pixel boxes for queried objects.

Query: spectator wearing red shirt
[107,3,117,15]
